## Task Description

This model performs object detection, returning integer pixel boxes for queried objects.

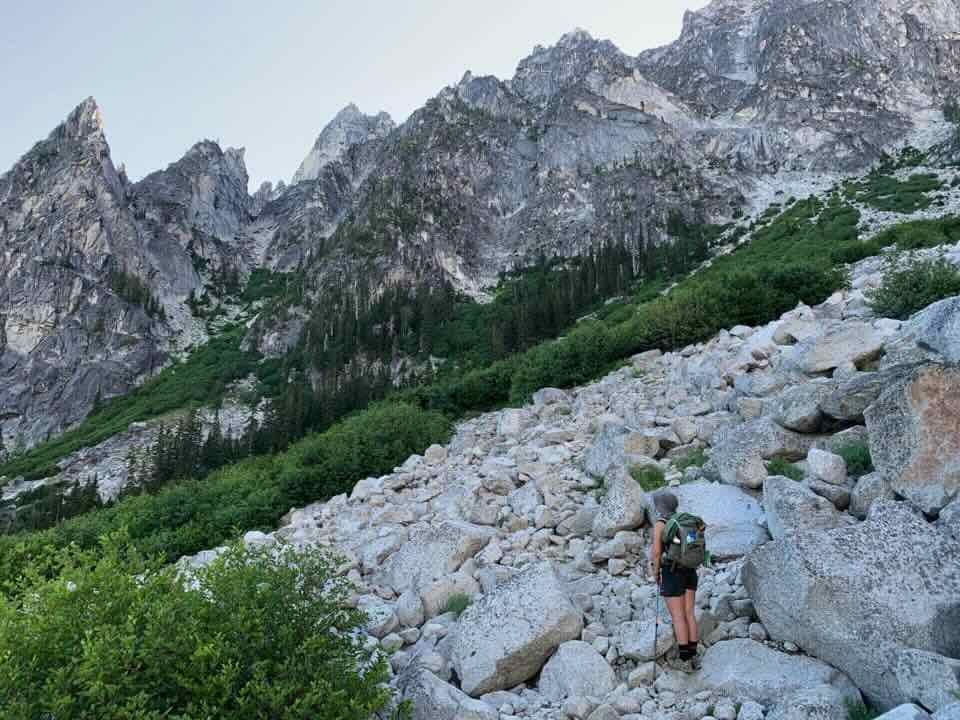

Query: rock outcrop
[448,562,583,697]
[744,501,960,710]
[865,364,960,515]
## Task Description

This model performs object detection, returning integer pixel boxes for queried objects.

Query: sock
[678,644,695,660]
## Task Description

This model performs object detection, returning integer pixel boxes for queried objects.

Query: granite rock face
[865,365,960,514]
[745,501,960,710]
[448,562,583,697]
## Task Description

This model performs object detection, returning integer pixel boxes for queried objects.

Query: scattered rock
[806,448,847,486]
[449,562,583,696]
[767,685,863,720]
[904,297,960,364]
[698,639,860,705]
[538,640,616,702]
[763,476,855,539]
[398,667,498,720]
[849,472,894,520]
[772,382,834,433]
[592,468,651,538]
[788,322,888,375]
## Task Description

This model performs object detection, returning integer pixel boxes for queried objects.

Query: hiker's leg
[665,596,689,645]
[683,588,698,643]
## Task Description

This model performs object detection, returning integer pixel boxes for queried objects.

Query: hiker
[649,490,706,670]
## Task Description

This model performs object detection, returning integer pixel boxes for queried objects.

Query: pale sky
[1,0,708,188]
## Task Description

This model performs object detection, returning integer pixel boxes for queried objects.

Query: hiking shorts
[660,565,698,597]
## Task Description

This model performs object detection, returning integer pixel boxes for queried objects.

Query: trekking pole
[653,569,660,684]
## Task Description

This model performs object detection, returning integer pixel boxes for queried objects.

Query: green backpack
[662,512,709,569]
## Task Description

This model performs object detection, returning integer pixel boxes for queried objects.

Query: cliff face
[0,101,255,447]
[639,0,960,169]
[4,0,960,446]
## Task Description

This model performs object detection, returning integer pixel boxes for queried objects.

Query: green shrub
[445,592,472,618]
[0,402,451,590]
[630,465,666,492]
[835,443,874,478]
[0,535,395,719]
[675,449,708,472]
[845,700,880,720]
[852,173,943,213]
[767,458,804,482]
[867,254,960,319]
[279,402,451,505]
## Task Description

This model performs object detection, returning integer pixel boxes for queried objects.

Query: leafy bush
[279,402,451,505]
[0,536,395,719]
[867,254,960,319]
[445,592,472,618]
[767,458,804,482]
[0,402,450,589]
[835,443,874,478]
[631,465,666,492]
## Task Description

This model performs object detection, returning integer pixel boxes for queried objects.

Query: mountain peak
[557,27,595,46]
[291,104,395,185]
[63,96,106,140]
[511,29,633,106]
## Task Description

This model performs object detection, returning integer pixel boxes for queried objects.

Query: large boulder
[592,468,651,538]
[697,639,860,704]
[672,481,770,559]
[939,499,960,541]
[772,381,835,433]
[865,365,960,514]
[850,472,895,520]
[398,667,497,720]
[787,322,889,375]
[763,477,855,540]
[744,501,960,710]
[538,640,617,702]
[904,297,960,364]
[710,418,816,489]
[617,616,676,661]
[584,422,662,481]
[767,685,865,720]
[820,369,909,423]
[448,562,583,697]
[382,521,493,595]
[873,706,933,720]
[934,703,960,720]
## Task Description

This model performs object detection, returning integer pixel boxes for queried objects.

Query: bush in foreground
[0,535,395,720]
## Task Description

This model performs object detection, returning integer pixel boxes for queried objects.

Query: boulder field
[183,251,960,719]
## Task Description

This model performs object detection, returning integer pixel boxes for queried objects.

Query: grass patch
[835,443,874,478]
[767,458,804,482]
[445,592,472,618]
[675,448,708,472]
[630,465,667,492]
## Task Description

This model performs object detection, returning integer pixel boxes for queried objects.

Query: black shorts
[660,565,698,597]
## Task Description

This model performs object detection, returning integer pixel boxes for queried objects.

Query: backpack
[661,512,709,570]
